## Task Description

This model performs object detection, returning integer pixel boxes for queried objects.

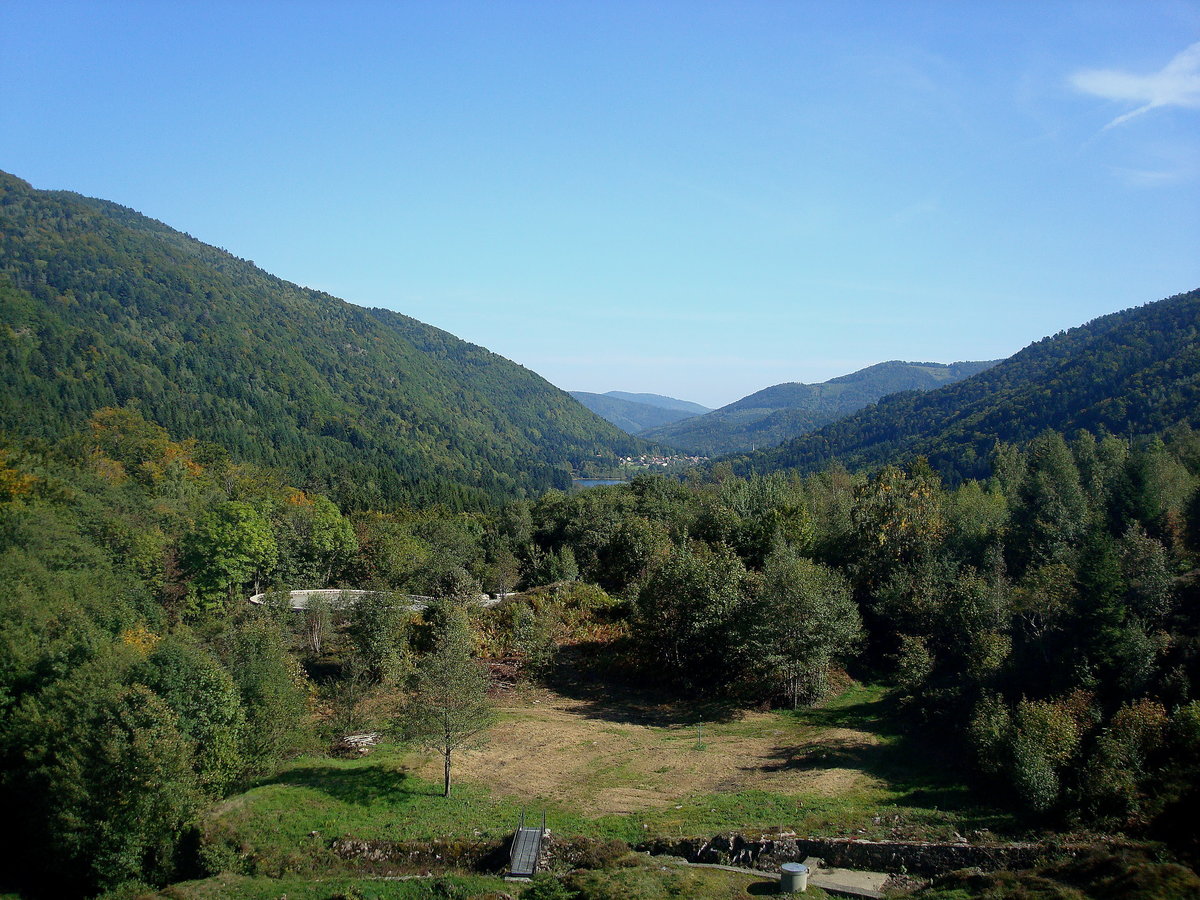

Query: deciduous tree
[182,501,277,612]
[749,548,860,707]
[399,607,494,797]
[634,541,748,691]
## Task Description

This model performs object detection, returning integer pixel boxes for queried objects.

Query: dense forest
[3,401,1200,895]
[641,360,996,455]
[519,429,1200,855]
[4,172,1200,898]
[0,172,647,511]
[723,289,1200,482]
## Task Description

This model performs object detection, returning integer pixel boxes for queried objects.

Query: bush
[924,868,1086,899]
[221,616,313,775]
[94,881,161,900]
[966,694,1011,778]
[1010,734,1059,814]
[522,874,577,900]
[1080,699,1168,826]
[195,823,247,877]
[563,866,687,900]
[1041,850,1200,900]
[561,837,630,870]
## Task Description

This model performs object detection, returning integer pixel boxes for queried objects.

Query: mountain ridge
[643,359,997,455]
[602,391,710,415]
[722,289,1200,481]
[0,171,647,508]
[570,390,709,434]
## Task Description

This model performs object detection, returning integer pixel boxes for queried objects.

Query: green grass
[129,873,511,899]
[154,861,833,900]
[178,676,1195,899]
[206,752,528,875]
[591,786,1006,844]
[205,682,1016,879]
[559,681,1012,844]
[552,861,835,899]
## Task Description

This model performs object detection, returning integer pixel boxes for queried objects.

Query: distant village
[619,453,707,469]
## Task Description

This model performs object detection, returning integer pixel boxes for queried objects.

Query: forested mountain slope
[603,390,710,415]
[643,359,995,455]
[570,390,708,434]
[725,289,1200,481]
[0,171,646,508]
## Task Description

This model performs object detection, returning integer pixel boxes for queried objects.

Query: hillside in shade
[643,360,996,455]
[570,390,710,434]
[0,171,647,509]
[723,288,1200,481]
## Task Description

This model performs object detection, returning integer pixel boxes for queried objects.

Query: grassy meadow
[143,864,838,900]
[199,680,1015,884]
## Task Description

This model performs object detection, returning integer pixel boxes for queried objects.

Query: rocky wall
[330,836,508,874]
[635,833,1126,877]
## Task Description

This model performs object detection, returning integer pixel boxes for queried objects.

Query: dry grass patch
[410,684,884,815]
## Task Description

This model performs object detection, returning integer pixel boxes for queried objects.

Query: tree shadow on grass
[760,690,1011,827]
[759,739,977,812]
[788,687,903,737]
[746,879,782,895]
[540,644,744,727]
[260,764,436,807]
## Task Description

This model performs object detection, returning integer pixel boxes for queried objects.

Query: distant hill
[0,171,648,509]
[602,391,711,416]
[570,391,710,434]
[642,360,996,455]
[724,289,1200,482]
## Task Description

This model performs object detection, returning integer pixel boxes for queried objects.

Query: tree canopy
[0,171,648,510]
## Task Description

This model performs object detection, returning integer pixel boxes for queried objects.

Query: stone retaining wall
[330,831,1138,879]
[330,837,507,874]
[635,833,1131,877]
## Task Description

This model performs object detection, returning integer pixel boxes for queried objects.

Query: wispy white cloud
[1071,42,1200,129]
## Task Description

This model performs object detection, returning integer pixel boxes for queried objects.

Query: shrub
[522,874,577,900]
[1080,699,1168,826]
[967,693,1011,777]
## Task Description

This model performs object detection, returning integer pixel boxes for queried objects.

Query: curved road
[247,588,506,611]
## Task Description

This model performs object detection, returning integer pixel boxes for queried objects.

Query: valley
[0,170,1198,900]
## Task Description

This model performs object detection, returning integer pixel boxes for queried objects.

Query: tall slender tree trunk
[443,751,452,798]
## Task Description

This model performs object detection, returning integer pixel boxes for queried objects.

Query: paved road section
[247,589,507,610]
[655,858,888,899]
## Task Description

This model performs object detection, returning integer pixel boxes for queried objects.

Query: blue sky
[3,1,1198,407]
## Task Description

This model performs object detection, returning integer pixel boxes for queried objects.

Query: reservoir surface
[572,478,628,489]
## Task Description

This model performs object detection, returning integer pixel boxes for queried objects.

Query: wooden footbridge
[507,809,547,878]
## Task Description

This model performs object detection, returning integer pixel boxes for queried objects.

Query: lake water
[571,478,628,489]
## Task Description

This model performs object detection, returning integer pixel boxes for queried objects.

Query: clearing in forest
[411,682,881,816]
[208,676,1014,868]
[398,671,1011,841]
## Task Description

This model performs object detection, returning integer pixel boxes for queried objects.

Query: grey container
[781,862,809,892]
